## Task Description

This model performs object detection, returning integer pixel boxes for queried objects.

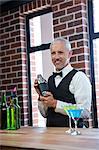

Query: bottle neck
[1,93,6,104]
[10,99,15,106]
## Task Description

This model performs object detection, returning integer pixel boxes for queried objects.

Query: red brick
[76,26,83,32]
[60,14,73,22]
[71,42,76,48]
[1,56,10,62]
[42,0,46,7]
[75,12,82,19]
[0,74,6,79]
[0,63,5,68]
[6,49,15,55]
[29,2,32,10]
[18,84,28,89]
[12,66,22,72]
[60,1,73,9]
[1,22,9,28]
[37,0,41,7]
[0,29,4,34]
[33,0,36,8]
[11,31,20,37]
[13,78,22,83]
[52,5,58,12]
[54,24,66,32]
[14,13,19,18]
[53,10,65,18]
[74,0,86,5]
[72,48,84,55]
[78,55,85,61]
[0,86,6,91]
[1,45,10,51]
[20,5,24,13]
[11,54,21,60]
[7,73,16,78]
[0,51,5,57]
[0,18,3,23]
[24,4,28,12]
[2,68,10,73]
[11,42,21,48]
[52,0,64,5]
[61,28,74,36]
[70,56,76,62]
[67,5,82,14]
[2,79,11,84]
[5,26,14,32]
[6,38,15,43]
[10,19,19,25]
[72,62,85,68]
[0,40,4,45]
[1,33,9,39]
[53,19,59,25]
[68,19,82,27]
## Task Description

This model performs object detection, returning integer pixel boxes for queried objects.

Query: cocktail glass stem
[74,120,77,132]
[69,117,72,130]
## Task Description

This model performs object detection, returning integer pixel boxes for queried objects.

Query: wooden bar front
[0,127,99,150]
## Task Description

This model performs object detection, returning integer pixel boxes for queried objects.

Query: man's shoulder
[73,70,90,81]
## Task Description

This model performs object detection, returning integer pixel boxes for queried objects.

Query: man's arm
[38,100,48,118]
[70,71,92,118]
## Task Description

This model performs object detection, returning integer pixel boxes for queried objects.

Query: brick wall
[0,0,98,126]
[0,7,29,126]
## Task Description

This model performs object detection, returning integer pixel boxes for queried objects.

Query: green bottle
[7,97,11,130]
[9,97,17,130]
[12,87,21,129]
[13,95,21,129]
[1,90,7,129]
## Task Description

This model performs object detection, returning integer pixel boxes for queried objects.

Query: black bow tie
[53,71,63,77]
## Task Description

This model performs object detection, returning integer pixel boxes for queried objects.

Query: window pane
[93,0,99,32]
[93,39,99,81]
[30,49,54,127]
[93,38,99,126]
[29,12,53,47]
[28,11,54,127]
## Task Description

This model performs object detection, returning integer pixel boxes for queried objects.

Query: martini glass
[63,105,77,134]
[68,109,83,135]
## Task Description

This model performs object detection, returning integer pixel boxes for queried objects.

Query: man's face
[51,41,71,71]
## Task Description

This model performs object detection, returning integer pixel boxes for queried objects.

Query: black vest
[47,69,78,127]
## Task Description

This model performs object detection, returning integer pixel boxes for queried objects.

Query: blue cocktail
[68,109,83,135]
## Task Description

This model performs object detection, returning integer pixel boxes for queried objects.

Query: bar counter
[0,127,99,150]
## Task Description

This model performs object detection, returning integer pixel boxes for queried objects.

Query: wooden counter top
[0,127,99,150]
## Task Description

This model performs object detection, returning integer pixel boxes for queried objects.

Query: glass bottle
[12,88,21,129]
[1,90,7,129]
[8,97,17,130]
[7,96,11,130]
[37,74,48,96]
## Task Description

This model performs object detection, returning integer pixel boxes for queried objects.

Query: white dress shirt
[38,64,92,118]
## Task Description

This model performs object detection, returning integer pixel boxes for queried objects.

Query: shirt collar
[55,64,73,78]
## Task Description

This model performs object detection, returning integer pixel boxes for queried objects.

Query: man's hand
[39,92,57,108]
[34,79,41,95]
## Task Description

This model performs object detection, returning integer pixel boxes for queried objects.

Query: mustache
[54,59,61,62]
